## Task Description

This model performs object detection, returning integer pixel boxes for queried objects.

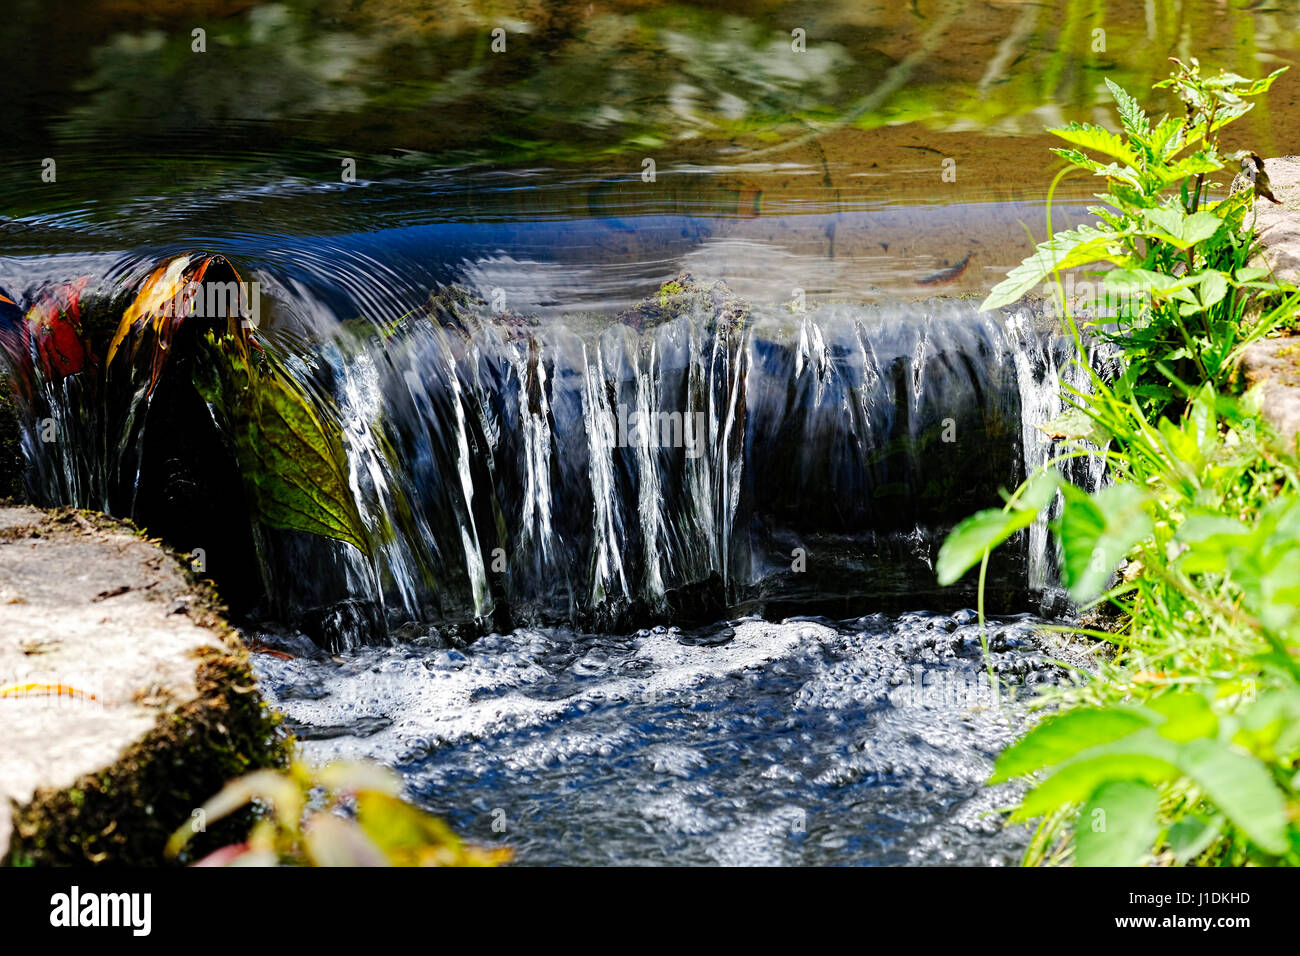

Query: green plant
[982,59,1293,417]
[195,330,370,554]
[165,761,511,867]
[938,60,1300,866]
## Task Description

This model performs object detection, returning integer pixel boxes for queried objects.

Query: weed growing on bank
[940,58,1300,866]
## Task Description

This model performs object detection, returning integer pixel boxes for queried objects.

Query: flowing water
[253,612,1097,865]
[5,0,1300,864]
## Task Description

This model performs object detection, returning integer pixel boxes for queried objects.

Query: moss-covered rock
[0,506,291,866]
[5,649,290,866]
[619,272,749,334]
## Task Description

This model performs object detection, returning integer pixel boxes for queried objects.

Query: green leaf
[1208,102,1254,133]
[1168,815,1223,864]
[1151,153,1222,187]
[1232,266,1269,283]
[1234,691,1300,760]
[1141,207,1223,249]
[355,791,509,866]
[1051,147,1111,175]
[1147,692,1218,742]
[991,707,1151,783]
[1174,513,1252,575]
[1075,780,1160,866]
[1106,78,1149,137]
[1036,407,1108,444]
[1105,267,1202,299]
[1145,116,1186,161]
[980,225,1123,311]
[196,333,371,554]
[1198,269,1228,309]
[1055,482,1153,601]
[1177,270,1231,316]
[1226,67,1288,98]
[1051,122,1142,168]
[1014,737,1180,819]
[936,473,1059,585]
[357,791,459,858]
[1176,738,1289,855]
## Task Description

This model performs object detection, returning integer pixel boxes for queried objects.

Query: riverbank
[1242,156,1300,450]
[0,505,289,865]
[934,58,1300,866]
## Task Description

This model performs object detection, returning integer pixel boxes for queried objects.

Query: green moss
[657,280,685,308]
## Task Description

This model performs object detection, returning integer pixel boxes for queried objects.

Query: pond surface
[7,1,1300,308]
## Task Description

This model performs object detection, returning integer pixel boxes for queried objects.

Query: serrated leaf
[1146,116,1186,161]
[980,226,1123,311]
[1051,147,1109,174]
[1051,122,1142,168]
[1106,78,1149,137]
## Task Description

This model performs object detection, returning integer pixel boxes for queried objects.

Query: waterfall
[256,293,1037,644]
[2,266,1109,648]
[1005,310,1112,595]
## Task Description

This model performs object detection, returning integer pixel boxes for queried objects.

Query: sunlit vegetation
[940,59,1300,866]
[167,761,510,867]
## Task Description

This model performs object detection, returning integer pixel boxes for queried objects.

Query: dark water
[254,610,1095,865]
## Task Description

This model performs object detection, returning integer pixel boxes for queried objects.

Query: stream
[5,0,1300,866]
[254,612,1094,865]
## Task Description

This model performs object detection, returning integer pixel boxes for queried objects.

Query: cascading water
[1,261,1109,648]
[250,287,1050,645]
[1004,312,1114,599]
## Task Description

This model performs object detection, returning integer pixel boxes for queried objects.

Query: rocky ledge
[1245,157,1300,452]
[0,505,289,865]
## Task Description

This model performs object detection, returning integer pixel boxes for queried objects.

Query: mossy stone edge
[2,508,292,867]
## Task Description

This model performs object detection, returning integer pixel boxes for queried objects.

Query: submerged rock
[618,272,750,334]
[0,505,289,865]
